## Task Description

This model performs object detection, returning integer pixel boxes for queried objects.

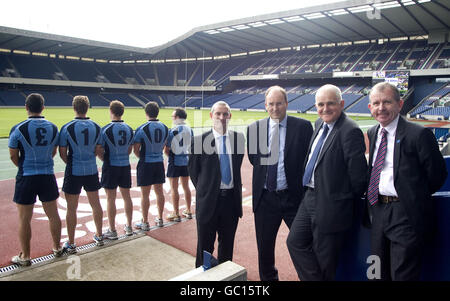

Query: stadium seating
[1,41,449,89]
[0,90,25,106]
[1,40,449,116]
[8,55,57,80]
[409,84,450,118]
[345,95,370,114]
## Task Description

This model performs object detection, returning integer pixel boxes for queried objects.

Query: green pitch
[0,107,374,138]
[0,107,377,180]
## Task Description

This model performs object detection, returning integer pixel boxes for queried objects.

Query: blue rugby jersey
[98,120,134,167]
[133,120,168,163]
[167,124,193,166]
[8,116,59,176]
[59,117,101,176]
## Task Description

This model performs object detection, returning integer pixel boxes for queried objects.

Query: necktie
[266,123,280,192]
[302,123,329,187]
[367,128,388,206]
[220,135,232,185]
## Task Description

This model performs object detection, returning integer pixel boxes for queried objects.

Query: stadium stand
[1,42,449,85]
[409,84,450,119]
[0,1,449,118]
[0,0,449,283]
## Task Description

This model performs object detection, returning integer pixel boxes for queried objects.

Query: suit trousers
[195,190,239,268]
[287,188,346,281]
[371,200,423,281]
[254,189,298,281]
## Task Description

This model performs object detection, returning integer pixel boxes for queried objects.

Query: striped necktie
[367,128,388,206]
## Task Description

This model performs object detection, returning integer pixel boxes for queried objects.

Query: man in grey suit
[287,84,368,281]
[247,86,313,280]
[188,101,245,268]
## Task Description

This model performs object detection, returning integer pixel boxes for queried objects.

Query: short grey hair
[315,84,342,102]
[370,82,401,102]
[211,101,231,113]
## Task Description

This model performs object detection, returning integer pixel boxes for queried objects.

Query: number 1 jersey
[59,117,101,176]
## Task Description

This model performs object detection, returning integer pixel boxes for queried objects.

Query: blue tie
[220,135,231,185]
[302,124,329,187]
[266,123,279,192]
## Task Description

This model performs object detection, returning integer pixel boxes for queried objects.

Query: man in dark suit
[365,82,447,280]
[188,101,245,268]
[287,84,367,281]
[247,85,313,281]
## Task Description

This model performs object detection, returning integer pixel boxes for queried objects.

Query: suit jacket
[188,129,245,224]
[308,112,368,233]
[366,115,447,235]
[247,115,313,212]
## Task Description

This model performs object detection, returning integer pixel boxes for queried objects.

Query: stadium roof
[0,0,448,61]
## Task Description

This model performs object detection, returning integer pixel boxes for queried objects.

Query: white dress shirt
[371,115,399,197]
[213,129,234,189]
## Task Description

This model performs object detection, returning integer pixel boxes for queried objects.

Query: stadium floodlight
[373,1,401,9]
[248,21,267,28]
[303,13,326,20]
[13,50,30,55]
[232,24,250,30]
[348,5,373,13]
[249,50,266,55]
[218,27,235,32]
[328,9,348,16]
[283,16,304,22]
[32,52,47,57]
[400,0,415,6]
[265,18,285,25]
[214,55,230,60]
[417,0,431,3]
[204,30,220,35]
[0,48,11,53]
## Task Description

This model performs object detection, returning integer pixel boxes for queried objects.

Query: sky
[1,0,343,48]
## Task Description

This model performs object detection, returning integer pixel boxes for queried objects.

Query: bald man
[247,85,313,281]
[287,84,367,281]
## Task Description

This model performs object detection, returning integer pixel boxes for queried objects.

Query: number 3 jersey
[9,116,59,176]
[133,120,168,163]
[98,120,134,167]
[59,117,101,176]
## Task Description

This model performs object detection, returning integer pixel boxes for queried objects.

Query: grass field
[0,107,375,138]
